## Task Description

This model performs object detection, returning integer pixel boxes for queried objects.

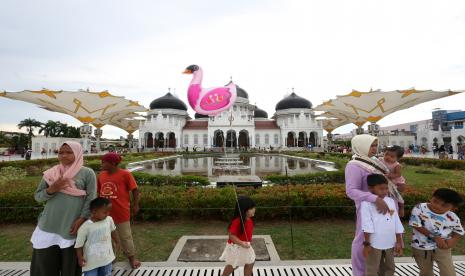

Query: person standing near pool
[97,152,141,269]
[30,141,97,276]
[345,134,391,276]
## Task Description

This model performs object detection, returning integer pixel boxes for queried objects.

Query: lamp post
[368,122,380,136]
[79,124,93,154]
[94,128,103,152]
[127,133,134,151]
[355,126,364,135]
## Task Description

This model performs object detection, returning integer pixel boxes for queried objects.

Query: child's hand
[241,241,251,248]
[445,238,458,249]
[114,242,121,253]
[434,237,448,249]
[398,208,405,218]
[395,242,403,256]
[131,204,140,216]
[78,257,86,267]
[363,246,371,258]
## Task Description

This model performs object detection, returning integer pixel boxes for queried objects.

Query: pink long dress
[345,162,378,276]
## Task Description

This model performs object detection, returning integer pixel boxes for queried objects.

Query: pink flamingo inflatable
[183,64,237,115]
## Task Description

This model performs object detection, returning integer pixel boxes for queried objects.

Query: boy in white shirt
[361,174,404,276]
[75,197,120,276]
[409,188,464,276]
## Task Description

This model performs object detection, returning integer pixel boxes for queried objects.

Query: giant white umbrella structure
[315,88,463,135]
[0,89,147,123]
[0,89,147,152]
[90,111,143,151]
[317,116,352,147]
[319,117,351,133]
[109,118,144,150]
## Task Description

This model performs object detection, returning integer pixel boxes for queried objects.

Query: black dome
[275,92,312,111]
[194,113,209,119]
[226,81,248,99]
[254,106,268,118]
[149,92,187,110]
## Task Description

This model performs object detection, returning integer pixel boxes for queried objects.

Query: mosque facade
[138,84,323,150]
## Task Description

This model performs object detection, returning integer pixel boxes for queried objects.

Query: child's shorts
[219,242,255,267]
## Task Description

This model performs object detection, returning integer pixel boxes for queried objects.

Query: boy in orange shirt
[97,152,141,269]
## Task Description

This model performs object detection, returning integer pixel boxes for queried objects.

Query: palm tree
[17,118,43,147]
[39,120,59,137]
[65,126,81,138]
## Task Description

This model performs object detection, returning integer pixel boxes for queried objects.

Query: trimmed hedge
[401,157,465,170]
[0,152,172,175]
[132,171,209,187]
[265,170,345,184]
[288,151,465,170]
[1,179,463,223]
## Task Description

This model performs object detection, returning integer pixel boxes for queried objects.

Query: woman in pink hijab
[30,141,97,276]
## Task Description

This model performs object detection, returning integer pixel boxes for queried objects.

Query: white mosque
[138,84,324,151]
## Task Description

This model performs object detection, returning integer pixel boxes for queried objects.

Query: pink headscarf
[43,141,87,197]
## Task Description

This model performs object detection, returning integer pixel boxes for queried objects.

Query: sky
[1,0,465,138]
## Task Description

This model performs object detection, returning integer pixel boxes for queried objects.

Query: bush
[2,180,462,223]
[401,157,465,170]
[0,167,27,185]
[265,170,345,184]
[132,171,210,187]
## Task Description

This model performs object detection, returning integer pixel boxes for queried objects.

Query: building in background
[333,109,465,152]
[138,85,324,151]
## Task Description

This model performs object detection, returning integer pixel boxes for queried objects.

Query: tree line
[0,118,81,150]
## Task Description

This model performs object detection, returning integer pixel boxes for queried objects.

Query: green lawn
[1,219,464,261]
[402,165,465,188]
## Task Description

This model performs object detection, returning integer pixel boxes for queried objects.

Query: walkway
[1,259,465,276]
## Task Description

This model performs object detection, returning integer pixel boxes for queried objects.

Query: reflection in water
[287,159,296,170]
[133,155,335,178]
[168,159,176,170]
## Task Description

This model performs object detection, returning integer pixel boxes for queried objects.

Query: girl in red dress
[220,196,256,276]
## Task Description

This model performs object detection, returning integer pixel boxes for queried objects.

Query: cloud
[1,0,465,138]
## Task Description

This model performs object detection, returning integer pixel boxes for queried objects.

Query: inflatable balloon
[183,64,237,116]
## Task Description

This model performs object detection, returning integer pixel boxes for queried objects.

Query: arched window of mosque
[255,134,260,145]
[194,134,198,145]
[184,135,189,145]
[274,134,279,145]
[265,134,269,144]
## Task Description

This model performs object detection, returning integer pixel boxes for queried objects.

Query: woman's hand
[47,177,69,194]
[375,197,389,214]
[70,217,86,235]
